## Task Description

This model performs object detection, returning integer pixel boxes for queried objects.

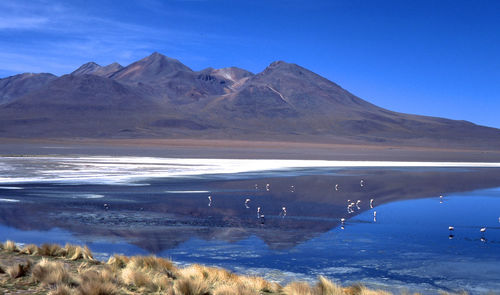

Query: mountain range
[1,52,499,148]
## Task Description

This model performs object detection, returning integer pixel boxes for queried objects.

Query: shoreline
[0,240,401,295]
[2,138,500,162]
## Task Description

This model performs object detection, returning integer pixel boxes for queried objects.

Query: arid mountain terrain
[1,52,499,149]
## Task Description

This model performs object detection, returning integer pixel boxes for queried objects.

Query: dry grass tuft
[127,255,175,274]
[31,258,73,286]
[3,240,19,252]
[48,284,73,295]
[64,244,94,261]
[20,243,39,255]
[213,284,260,295]
[174,277,211,295]
[238,275,280,293]
[6,260,32,279]
[121,267,150,288]
[107,254,130,270]
[283,281,316,295]
[344,283,391,295]
[39,243,65,257]
[77,268,119,295]
[316,275,344,295]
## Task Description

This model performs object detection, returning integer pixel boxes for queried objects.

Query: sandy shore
[1,138,500,162]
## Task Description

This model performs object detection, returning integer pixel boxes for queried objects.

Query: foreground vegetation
[0,240,443,294]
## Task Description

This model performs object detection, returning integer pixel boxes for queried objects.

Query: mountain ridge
[0,52,498,149]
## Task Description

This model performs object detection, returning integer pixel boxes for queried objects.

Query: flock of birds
[206,179,374,226]
[445,193,491,242]
[203,178,496,240]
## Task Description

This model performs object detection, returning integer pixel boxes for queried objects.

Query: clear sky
[1,0,499,128]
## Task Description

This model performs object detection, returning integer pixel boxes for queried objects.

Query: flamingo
[244,198,251,209]
[356,200,361,210]
[370,198,374,208]
[280,206,287,218]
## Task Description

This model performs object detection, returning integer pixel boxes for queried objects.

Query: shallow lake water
[1,156,500,294]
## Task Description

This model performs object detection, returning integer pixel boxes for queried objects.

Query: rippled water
[1,156,500,293]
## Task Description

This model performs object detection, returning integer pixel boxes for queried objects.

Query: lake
[1,156,499,294]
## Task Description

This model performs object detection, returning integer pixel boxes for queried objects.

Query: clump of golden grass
[3,240,19,252]
[48,284,73,295]
[238,275,281,293]
[64,243,94,261]
[316,275,344,294]
[0,240,398,295]
[106,254,130,270]
[19,243,39,255]
[120,256,176,292]
[1,240,94,262]
[126,255,176,274]
[31,258,74,286]
[39,243,65,257]
[174,277,210,295]
[6,260,32,279]
[344,283,392,295]
[283,281,315,295]
[77,267,119,295]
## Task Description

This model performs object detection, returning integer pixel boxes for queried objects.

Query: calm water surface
[1,156,500,294]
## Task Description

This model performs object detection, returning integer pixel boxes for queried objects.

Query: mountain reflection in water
[1,166,500,252]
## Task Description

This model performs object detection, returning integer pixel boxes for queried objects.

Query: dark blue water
[1,165,500,293]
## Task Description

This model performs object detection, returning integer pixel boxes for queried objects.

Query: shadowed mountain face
[1,52,499,148]
[0,73,57,105]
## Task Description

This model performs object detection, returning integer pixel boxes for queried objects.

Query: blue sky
[1,0,499,128]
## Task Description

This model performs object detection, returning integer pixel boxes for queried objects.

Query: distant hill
[0,52,499,149]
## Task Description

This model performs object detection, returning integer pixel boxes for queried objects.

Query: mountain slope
[0,73,57,105]
[0,52,499,148]
[72,62,123,77]
[110,52,192,84]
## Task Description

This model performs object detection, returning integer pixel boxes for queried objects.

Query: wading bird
[360,179,364,187]
[335,184,339,191]
[341,218,345,224]
[290,185,295,193]
[480,227,486,233]
[266,184,270,191]
[208,195,212,207]
[280,206,287,218]
[356,200,361,210]
[449,226,454,231]
[245,198,251,209]
[370,199,374,208]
